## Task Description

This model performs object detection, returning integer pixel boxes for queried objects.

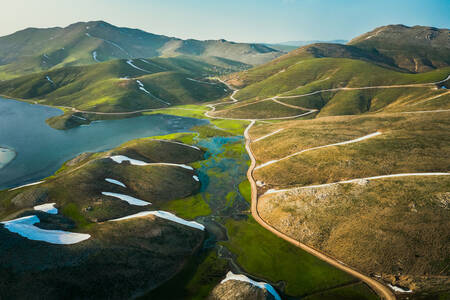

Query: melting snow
[72,115,87,121]
[221,272,281,300]
[135,80,171,106]
[105,178,126,188]
[126,59,151,73]
[110,211,205,230]
[109,155,193,170]
[193,175,199,182]
[101,192,151,206]
[46,76,54,84]
[388,284,413,293]
[110,155,149,166]
[34,203,58,215]
[9,181,44,191]
[1,215,90,244]
[92,51,100,62]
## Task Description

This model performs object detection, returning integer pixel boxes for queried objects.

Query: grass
[0,57,231,113]
[217,54,449,119]
[259,176,450,293]
[162,193,212,219]
[303,282,378,300]
[253,112,450,187]
[221,216,357,296]
[238,180,251,203]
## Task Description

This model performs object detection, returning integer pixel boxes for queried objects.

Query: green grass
[163,193,211,219]
[238,180,251,203]
[221,216,356,296]
[303,282,378,300]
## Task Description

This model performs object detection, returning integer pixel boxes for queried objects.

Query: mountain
[214,25,450,120]
[0,56,231,115]
[278,39,348,47]
[263,40,348,52]
[0,21,281,79]
[348,25,450,72]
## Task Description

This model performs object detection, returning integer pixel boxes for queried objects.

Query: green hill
[0,21,281,79]
[0,56,231,113]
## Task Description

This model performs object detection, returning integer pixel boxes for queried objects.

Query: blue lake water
[0,97,208,189]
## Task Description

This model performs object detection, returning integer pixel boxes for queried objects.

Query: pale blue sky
[1,0,449,42]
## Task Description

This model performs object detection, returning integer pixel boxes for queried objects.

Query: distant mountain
[0,21,281,79]
[278,40,348,47]
[349,25,450,72]
[263,40,348,53]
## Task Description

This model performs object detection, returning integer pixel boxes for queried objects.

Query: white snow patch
[72,115,87,121]
[135,80,171,106]
[126,59,151,73]
[221,272,281,300]
[92,51,100,62]
[105,178,126,188]
[1,215,90,244]
[110,211,205,230]
[43,54,49,59]
[388,284,413,293]
[34,203,58,214]
[85,32,91,37]
[110,155,149,166]
[46,76,54,84]
[153,139,201,151]
[101,192,151,206]
[9,181,44,191]
[193,175,199,182]
[109,155,193,170]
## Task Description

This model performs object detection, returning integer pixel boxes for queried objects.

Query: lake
[0,97,208,189]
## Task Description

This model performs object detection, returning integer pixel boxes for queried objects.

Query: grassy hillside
[349,25,450,72]
[0,21,281,79]
[0,56,231,113]
[215,55,449,119]
[250,111,450,295]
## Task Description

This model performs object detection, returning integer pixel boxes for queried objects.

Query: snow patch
[34,203,58,215]
[221,272,281,300]
[110,155,149,166]
[105,178,126,188]
[193,175,199,182]
[388,284,413,293]
[110,211,205,230]
[126,60,151,73]
[92,51,100,62]
[1,215,90,244]
[135,80,171,106]
[46,76,54,84]
[9,181,44,191]
[101,192,151,206]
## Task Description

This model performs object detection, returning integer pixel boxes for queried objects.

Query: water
[0,97,208,189]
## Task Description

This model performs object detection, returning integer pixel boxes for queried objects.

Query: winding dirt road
[243,121,396,300]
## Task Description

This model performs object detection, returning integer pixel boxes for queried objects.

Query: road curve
[243,121,396,300]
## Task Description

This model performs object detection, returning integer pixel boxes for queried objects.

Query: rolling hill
[214,25,450,120]
[0,21,281,79]
[0,56,232,115]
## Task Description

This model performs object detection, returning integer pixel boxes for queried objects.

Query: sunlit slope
[0,21,280,79]
[0,56,231,112]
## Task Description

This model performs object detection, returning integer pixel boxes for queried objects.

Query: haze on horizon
[1,0,449,43]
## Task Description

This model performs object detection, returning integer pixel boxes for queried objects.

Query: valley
[0,19,449,300]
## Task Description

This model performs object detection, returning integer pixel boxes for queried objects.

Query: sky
[1,0,449,43]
